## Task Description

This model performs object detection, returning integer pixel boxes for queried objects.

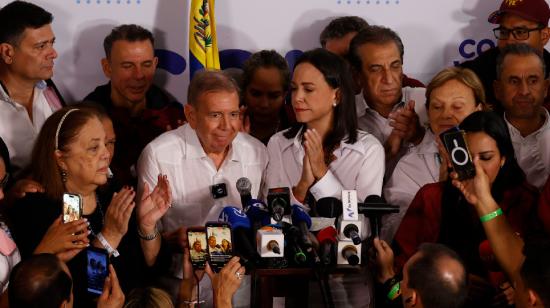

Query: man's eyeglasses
[493,26,545,40]
[0,172,9,189]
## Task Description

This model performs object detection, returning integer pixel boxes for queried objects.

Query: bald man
[374,240,467,308]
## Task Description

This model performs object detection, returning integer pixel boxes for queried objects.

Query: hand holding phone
[440,127,476,180]
[205,222,233,273]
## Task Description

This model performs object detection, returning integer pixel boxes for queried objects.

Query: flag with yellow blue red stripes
[189,0,220,79]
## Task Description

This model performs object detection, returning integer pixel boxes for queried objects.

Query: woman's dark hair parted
[283,48,358,150]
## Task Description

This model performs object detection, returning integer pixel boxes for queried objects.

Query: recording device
[316,226,337,266]
[236,177,252,209]
[358,195,399,239]
[337,242,361,266]
[62,193,83,223]
[291,205,313,250]
[211,182,228,199]
[256,226,284,257]
[283,224,307,265]
[440,127,475,180]
[267,187,291,222]
[86,247,109,295]
[186,227,208,269]
[337,190,362,243]
[218,206,259,266]
[205,222,233,273]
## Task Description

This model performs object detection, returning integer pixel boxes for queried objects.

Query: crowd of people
[0,0,549,307]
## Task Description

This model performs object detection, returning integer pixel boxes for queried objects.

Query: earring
[60,169,68,182]
[332,101,337,107]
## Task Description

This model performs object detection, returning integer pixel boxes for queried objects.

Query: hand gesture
[451,157,492,207]
[206,256,245,308]
[304,128,328,180]
[373,238,396,283]
[97,265,125,308]
[137,175,172,234]
[388,100,424,145]
[10,178,44,198]
[34,216,90,262]
[102,186,135,247]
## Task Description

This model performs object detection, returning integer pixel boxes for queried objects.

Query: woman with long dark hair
[394,111,542,306]
[266,48,384,306]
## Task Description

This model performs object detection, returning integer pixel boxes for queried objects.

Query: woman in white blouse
[382,67,489,242]
[266,48,384,307]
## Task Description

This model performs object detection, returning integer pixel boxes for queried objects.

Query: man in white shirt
[348,25,427,178]
[494,43,550,190]
[0,1,64,175]
[137,70,267,306]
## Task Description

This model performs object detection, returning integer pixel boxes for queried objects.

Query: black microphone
[218,206,260,266]
[283,224,307,265]
[341,244,360,266]
[316,226,337,266]
[357,195,399,238]
[343,224,362,245]
[267,187,291,222]
[236,177,252,209]
[291,205,313,250]
[316,197,343,218]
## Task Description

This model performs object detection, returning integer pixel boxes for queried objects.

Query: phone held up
[205,222,233,273]
[62,193,83,223]
[86,247,109,295]
[186,227,208,270]
[440,127,476,180]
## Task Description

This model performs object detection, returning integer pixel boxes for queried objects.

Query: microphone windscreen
[245,199,271,225]
[316,197,342,218]
[363,195,385,204]
[219,206,251,230]
[316,226,337,244]
[236,177,252,194]
[291,204,312,229]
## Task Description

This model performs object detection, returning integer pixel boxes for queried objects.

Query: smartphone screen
[205,223,232,273]
[187,229,207,269]
[62,193,82,223]
[441,129,476,180]
[86,247,109,295]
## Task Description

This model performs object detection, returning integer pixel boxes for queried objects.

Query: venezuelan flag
[189,0,220,78]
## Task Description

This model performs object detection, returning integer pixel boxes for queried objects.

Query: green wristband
[479,208,503,223]
[387,281,401,300]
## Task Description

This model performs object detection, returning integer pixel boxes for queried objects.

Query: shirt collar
[416,130,438,155]
[0,81,45,108]
[504,108,550,137]
[182,124,243,162]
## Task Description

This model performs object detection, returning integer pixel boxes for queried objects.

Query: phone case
[62,193,83,223]
[205,222,233,273]
[441,129,476,180]
[86,247,109,295]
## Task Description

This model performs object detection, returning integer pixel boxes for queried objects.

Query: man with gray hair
[494,43,550,190]
[137,69,267,306]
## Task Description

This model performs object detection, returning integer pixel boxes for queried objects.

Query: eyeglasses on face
[493,26,545,40]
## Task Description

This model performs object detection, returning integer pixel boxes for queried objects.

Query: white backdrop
[2,0,540,104]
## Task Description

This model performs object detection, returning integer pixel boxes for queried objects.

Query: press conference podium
[250,266,362,308]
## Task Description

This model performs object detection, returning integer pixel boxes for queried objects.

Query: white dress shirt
[356,87,428,180]
[0,81,59,175]
[505,109,550,190]
[138,124,268,233]
[266,128,383,307]
[382,130,440,242]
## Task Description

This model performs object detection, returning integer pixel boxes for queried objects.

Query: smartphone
[186,227,207,270]
[440,127,476,180]
[62,193,83,223]
[86,247,109,295]
[205,222,233,273]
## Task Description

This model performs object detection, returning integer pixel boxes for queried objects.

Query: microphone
[316,226,337,266]
[343,224,361,245]
[291,205,313,250]
[283,224,307,265]
[316,197,342,218]
[256,226,284,257]
[236,177,252,209]
[267,187,291,222]
[218,206,259,265]
[357,195,399,239]
[245,199,271,228]
[340,244,360,266]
